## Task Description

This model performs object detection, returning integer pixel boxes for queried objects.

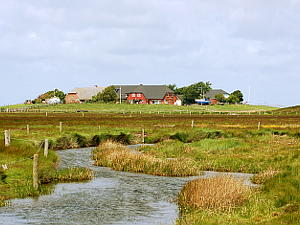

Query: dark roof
[205,89,229,99]
[114,85,173,100]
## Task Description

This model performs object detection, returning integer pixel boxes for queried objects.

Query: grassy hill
[1,103,278,114]
[274,105,300,114]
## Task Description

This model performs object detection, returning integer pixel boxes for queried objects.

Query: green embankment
[0,142,93,207]
[275,105,300,114]
[2,103,278,113]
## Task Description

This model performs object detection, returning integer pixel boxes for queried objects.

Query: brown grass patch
[93,141,200,177]
[178,176,250,212]
[251,168,280,184]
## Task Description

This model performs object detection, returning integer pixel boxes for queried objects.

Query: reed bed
[251,168,280,184]
[93,141,200,177]
[178,176,250,212]
[40,168,94,184]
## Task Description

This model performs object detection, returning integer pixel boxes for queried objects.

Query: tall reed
[93,141,200,177]
[178,175,250,212]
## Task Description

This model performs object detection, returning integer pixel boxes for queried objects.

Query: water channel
[0,146,254,225]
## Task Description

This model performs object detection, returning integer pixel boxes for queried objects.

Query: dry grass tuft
[251,168,280,184]
[93,141,200,177]
[178,175,250,212]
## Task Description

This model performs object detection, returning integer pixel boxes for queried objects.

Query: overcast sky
[0,0,299,106]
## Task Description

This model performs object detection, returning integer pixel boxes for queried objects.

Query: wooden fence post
[98,125,101,131]
[142,128,145,144]
[33,154,39,190]
[191,120,194,128]
[82,112,85,117]
[258,122,261,130]
[4,130,10,146]
[44,139,49,157]
[59,122,63,133]
[46,112,48,117]
[26,125,30,135]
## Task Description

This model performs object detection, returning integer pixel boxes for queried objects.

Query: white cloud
[0,0,299,106]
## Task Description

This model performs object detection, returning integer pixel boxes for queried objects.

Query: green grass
[2,103,278,113]
[92,141,201,177]
[176,153,300,225]
[140,135,299,173]
[275,105,300,114]
[0,141,93,207]
[0,111,299,223]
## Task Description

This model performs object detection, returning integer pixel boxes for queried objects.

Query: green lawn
[2,103,278,113]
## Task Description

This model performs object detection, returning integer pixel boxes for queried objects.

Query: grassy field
[0,110,299,224]
[2,103,278,113]
[275,105,300,114]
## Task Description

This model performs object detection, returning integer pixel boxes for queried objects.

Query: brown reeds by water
[251,168,280,184]
[40,168,94,184]
[178,176,250,212]
[93,141,200,177]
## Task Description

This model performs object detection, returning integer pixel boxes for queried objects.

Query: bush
[91,133,132,146]
[55,136,78,150]
[72,133,89,148]
[170,129,225,143]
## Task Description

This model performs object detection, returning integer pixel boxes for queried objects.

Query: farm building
[115,84,182,105]
[46,97,61,104]
[205,89,229,104]
[65,86,105,103]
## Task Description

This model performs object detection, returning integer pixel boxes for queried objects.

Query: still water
[0,147,254,225]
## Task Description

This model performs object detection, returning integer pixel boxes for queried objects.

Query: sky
[0,0,299,107]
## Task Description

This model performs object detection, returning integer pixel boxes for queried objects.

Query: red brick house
[115,84,181,105]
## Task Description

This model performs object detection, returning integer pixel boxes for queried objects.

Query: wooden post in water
[4,130,10,146]
[26,125,30,135]
[191,120,194,128]
[44,139,49,157]
[258,122,261,130]
[142,128,145,144]
[33,154,39,190]
[59,122,63,133]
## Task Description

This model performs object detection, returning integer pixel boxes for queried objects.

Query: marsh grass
[40,167,94,183]
[0,142,93,207]
[251,168,280,184]
[178,176,250,212]
[93,141,200,176]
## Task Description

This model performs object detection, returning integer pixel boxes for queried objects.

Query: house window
[137,93,141,97]
[132,93,136,97]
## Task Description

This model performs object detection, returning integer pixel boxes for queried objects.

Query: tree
[231,90,243,103]
[167,84,177,92]
[227,90,243,104]
[92,86,117,103]
[34,89,66,103]
[176,81,212,104]
[214,94,226,103]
